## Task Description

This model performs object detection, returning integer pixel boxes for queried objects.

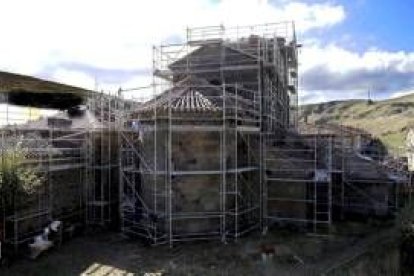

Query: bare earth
[0,223,399,276]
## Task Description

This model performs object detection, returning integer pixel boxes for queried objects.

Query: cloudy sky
[0,0,413,103]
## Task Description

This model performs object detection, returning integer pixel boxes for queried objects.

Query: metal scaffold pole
[119,21,300,244]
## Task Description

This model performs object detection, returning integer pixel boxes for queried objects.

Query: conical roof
[138,76,222,114]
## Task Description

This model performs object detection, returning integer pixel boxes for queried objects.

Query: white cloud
[2,0,412,105]
[301,43,414,74]
[282,2,345,31]
[0,0,346,91]
[103,74,155,101]
[299,89,368,104]
[52,69,96,90]
[299,41,414,103]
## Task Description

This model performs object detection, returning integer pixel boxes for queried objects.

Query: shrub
[0,144,44,216]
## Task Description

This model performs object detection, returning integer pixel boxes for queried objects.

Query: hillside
[299,93,414,150]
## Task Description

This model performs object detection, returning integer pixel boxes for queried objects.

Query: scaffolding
[298,123,409,221]
[85,92,122,227]
[1,22,409,252]
[0,90,125,252]
[263,131,333,233]
[0,99,88,251]
[119,22,299,245]
[263,121,409,234]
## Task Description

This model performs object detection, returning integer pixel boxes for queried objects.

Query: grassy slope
[299,93,414,149]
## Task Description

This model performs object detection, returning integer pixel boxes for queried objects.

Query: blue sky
[0,0,413,103]
[294,0,414,102]
[308,0,414,52]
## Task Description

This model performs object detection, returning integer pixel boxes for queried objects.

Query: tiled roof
[138,77,222,113]
[158,89,220,112]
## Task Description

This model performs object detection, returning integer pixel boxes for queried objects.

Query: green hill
[299,93,414,150]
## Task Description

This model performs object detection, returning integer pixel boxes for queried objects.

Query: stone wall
[138,125,259,236]
[50,168,84,221]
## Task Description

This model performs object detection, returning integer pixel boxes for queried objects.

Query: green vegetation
[0,145,43,215]
[299,93,414,150]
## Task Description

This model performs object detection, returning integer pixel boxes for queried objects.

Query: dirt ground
[0,222,400,276]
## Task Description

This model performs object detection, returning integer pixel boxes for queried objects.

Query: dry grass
[300,94,414,149]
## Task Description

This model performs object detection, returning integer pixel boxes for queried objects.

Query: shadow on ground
[0,222,400,276]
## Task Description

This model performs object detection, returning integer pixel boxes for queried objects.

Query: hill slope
[299,93,414,149]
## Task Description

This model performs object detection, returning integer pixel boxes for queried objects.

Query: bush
[0,144,44,216]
